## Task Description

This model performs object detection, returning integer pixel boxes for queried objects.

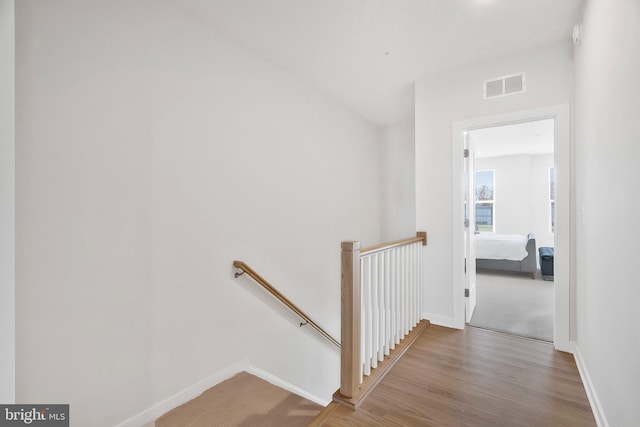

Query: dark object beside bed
[539,246,554,280]
[476,233,537,279]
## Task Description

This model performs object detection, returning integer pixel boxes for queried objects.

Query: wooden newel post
[340,241,361,398]
[417,231,427,246]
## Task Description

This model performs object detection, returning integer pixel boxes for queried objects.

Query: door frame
[0,0,15,403]
[451,104,572,352]
[464,132,477,323]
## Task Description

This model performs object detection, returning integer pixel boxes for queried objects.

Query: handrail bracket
[232,260,340,349]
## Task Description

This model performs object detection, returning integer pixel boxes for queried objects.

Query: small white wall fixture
[451,104,572,352]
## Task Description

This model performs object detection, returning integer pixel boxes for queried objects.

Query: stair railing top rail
[232,260,340,349]
[360,232,427,256]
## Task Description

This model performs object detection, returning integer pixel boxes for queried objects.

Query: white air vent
[484,73,526,99]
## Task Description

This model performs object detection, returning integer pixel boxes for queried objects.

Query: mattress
[475,233,529,261]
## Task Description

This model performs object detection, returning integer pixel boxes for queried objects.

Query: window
[550,167,555,233]
[475,170,495,232]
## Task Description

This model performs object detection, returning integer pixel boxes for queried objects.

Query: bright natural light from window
[475,170,495,232]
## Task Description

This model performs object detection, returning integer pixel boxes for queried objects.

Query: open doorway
[466,119,555,342]
[451,104,571,352]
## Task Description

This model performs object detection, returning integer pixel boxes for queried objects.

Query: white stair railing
[339,232,427,401]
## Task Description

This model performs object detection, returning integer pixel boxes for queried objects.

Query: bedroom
[467,118,556,342]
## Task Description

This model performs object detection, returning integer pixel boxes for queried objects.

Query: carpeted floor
[470,269,553,342]
[155,372,322,427]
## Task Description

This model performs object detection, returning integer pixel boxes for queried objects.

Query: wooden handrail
[360,231,427,256]
[233,260,341,349]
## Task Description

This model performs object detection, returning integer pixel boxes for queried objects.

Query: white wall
[15,1,383,425]
[416,43,573,326]
[530,154,555,250]
[574,0,640,425]
[475,154,554,250]
[0,0,15,404]
[381,118,416,241]
[476,155,530,234]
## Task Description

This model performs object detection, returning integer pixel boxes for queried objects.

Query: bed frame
[476,233,537,279]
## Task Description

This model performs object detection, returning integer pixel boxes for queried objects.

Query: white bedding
[475,233,529,261]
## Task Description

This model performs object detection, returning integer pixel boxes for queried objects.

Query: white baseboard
[113,360,330,427]
[422,312,463,329]
[573,345,609,427]
[248,365,331,407]
[114,359,249,427]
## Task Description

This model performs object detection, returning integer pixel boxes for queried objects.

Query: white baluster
[408,243,413,329]
[359,257,365,384]
[396,246,402,341]
[362,256,371,377]
[409,244,413,329]
[407,243,412,330]
[390,248,396,349]
[411,243,417,328]
[407,245,411,334]
[418,242,423,324]
[377,252,385,362]
[383,251,391,356]
[371,254,379,369]
[415,242,421,326]
[397,246,403,344]
[406,245,413,333]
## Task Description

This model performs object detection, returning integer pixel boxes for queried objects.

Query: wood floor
[314,325,595,426]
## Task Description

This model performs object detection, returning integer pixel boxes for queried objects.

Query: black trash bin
[539,247,554,280]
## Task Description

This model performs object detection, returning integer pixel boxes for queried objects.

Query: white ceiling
[166,0,584,127]
[470,118,555,159]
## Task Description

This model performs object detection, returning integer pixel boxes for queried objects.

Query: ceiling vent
[484,73,526,99]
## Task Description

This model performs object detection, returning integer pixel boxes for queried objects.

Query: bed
[475,233,537,279]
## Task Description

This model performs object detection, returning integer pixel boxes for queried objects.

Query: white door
[464,133,477,323]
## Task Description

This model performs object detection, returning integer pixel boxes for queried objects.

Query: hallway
[315,325,595,426]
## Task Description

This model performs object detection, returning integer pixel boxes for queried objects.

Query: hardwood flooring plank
[318,325,595,427]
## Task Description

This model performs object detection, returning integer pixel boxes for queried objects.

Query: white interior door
[464,133,477,323]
